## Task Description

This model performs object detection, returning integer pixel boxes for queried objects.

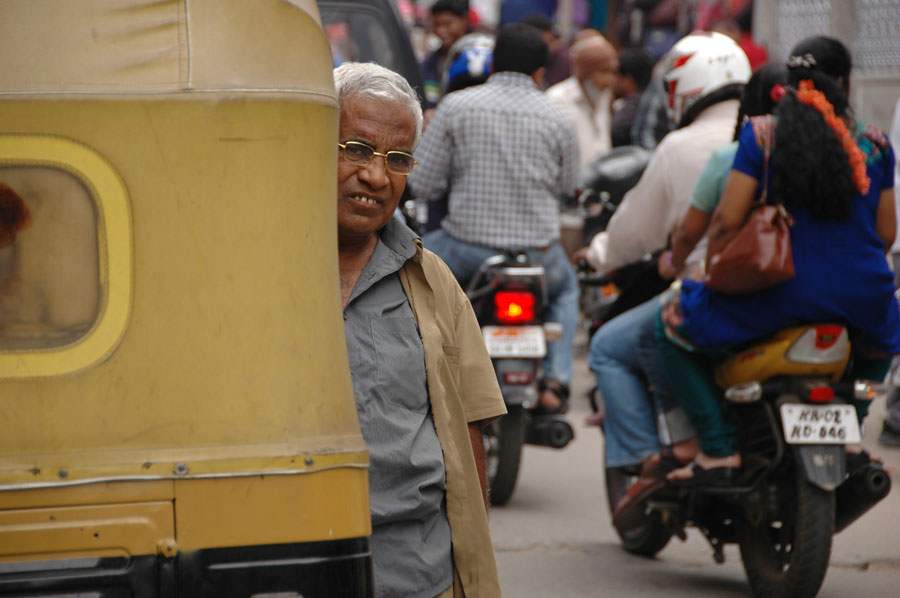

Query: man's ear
[532,66,547,88]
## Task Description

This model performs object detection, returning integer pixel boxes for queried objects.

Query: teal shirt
[690,141,739,213]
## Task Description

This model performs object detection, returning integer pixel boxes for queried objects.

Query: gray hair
[333,62,423,146]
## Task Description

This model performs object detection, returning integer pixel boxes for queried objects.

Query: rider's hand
[571,246,590,266]
[658,250,678,280]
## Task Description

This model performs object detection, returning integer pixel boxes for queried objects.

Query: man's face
[572,38,618,93]
[432,11,467,50]
[588,55,619,92]
[337,96,416,244]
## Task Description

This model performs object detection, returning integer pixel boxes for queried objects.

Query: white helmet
[663,31,751,126]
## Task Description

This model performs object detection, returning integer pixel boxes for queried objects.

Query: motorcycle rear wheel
[605,466,671,557]
[484,406,526,506]
[738,474,834,598]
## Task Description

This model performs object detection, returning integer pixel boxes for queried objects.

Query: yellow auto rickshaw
[0,1,372,595]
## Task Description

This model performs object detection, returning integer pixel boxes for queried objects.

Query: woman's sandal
[669,461,738,488]
[640,445,695,480]
[536,379,570,415]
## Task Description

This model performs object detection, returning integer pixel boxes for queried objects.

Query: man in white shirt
[546,34,618,173]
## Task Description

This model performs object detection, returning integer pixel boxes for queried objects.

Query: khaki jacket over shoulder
[399,241,506,598]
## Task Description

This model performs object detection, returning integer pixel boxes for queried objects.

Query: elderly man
[410,23,580,413]
[334,62,505,598]
[546,33,619,172]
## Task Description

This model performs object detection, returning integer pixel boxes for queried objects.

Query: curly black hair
[772,36,856,221]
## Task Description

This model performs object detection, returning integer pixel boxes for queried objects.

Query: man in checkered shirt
[409,22,581,412]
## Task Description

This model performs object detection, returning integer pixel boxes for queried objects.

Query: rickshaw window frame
[0,135,132,379]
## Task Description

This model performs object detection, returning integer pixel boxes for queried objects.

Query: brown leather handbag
[704,123,795,294]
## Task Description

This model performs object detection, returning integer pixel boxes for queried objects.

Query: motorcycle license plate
[482,325,546,358]
[780,403,861,444]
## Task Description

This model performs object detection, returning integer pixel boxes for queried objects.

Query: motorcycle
[466,251,574,505]
[574,147,892,597]
[609,322,892,598]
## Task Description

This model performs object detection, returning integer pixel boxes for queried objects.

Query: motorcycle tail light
[724,381,762,403]
[785,325,849,364]
[503,372,533,385]
[494,291,535,324]
[854,380,886,401]
[808,386,835,402]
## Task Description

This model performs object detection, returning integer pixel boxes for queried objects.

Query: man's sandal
[536,379,570,415]
[612,476,666,529]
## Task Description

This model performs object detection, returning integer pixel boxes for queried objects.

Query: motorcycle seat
[714,324,850,389]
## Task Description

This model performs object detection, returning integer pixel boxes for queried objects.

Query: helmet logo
[665,52,695,103]
[672,53,694,70]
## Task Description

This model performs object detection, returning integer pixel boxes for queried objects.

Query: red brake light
[809,386,835,403]
[494,291,535,324]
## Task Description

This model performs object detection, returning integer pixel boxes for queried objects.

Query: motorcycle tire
[484,406,526,506]
[605,466,671,557]
[738,473,834,598]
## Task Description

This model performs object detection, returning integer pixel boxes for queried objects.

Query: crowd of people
[327,1,900,596]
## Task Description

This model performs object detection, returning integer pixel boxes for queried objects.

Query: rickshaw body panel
[0,1,372,595]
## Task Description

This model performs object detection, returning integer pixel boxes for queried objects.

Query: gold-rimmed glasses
[338,141,417,176]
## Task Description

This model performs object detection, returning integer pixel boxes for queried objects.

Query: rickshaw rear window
[0,166,100,350]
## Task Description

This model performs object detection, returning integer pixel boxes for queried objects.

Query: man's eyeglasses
[338,141,417,176]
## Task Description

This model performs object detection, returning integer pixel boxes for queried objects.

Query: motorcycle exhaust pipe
[835,462,892,533]
[526,414,574,449]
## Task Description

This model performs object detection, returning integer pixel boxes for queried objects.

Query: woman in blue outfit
[655,36,900,484]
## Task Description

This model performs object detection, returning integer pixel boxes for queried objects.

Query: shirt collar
[345,218,419,307]
[379,216,419,262]
[487,71,539,90]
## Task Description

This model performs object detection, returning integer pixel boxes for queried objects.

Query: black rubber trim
[0,537,372,598]
[177,537,373,598]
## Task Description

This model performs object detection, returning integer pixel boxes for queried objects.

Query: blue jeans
[588,296,692,467]
[423,230,579,386]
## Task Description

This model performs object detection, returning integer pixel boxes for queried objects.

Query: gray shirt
[343,219,453,598]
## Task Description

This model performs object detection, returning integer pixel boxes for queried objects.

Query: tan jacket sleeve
[449,275,507,424]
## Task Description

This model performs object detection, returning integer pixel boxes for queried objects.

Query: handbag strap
[760,119,794,223]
